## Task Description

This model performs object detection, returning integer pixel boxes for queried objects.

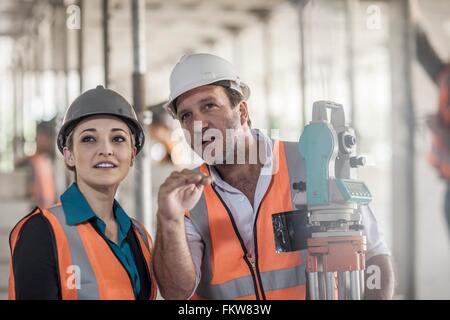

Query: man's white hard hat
[164,53,251,118]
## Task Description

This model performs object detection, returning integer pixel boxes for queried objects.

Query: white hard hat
[164,53,250,118]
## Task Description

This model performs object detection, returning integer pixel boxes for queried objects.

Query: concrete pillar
[80,0,104,91]
[51,3,67,114]
[108,0,133,98]
[250,8,274,130]
[223,24,243,72]
[64,0,81,100]
[345,0,357,127]
[102,0,110,87]
[51,2,72,192]
[77,0,84,93]
[132,0,153,233]
[289,0,309,128]
[388,0,416,299]
[12,57,24,161]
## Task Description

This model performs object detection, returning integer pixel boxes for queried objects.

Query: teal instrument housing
[299,122,337,206]
[275,100,372,301]
[335,179,372,204]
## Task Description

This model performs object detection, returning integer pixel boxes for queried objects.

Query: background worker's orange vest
[29,154,56,208]
[428,67,450,179]
[8,206,157,300]
[187,140,307,300]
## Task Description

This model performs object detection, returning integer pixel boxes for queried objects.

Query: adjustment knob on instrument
[350,156,366,168]
[344,134,356,148]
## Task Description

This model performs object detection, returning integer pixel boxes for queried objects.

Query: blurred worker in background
[147,102,191,168]
[413,1,450,236]
[146,103,178,233]
[9,86,157,300]
[148,103,176,166]
[153,53,394,300]
[15,119,56,209]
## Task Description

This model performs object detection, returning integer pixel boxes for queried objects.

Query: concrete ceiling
[0,0,35,36]
[1,0,449,38]
[0,0,284,36]
[1,0,450,68]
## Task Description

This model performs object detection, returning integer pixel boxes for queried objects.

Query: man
[153,53,394,300]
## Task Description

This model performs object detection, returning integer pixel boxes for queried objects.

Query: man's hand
[154,169,212,300]
[157,169,212,222]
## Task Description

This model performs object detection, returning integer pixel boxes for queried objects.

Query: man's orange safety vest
[8,205,157,300]
[187,140,307,300]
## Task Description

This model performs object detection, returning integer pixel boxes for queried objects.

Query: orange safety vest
[29,154,56,208]
[428,67,450,179]
[8,205,157,300]
[187,140,307,300]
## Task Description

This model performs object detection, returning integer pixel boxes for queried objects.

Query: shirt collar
[113,201,132,243]
[208,129,274,192]
[61,183,97,225]
[94,201,131,245]
[60,183,132,240]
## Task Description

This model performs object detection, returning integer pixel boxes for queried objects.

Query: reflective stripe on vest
[8,206,157,300]
[48,205,100,299]
[189,140,307,300]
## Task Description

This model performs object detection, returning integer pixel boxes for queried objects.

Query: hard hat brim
[57,112,145,155]
[164,79,251,118]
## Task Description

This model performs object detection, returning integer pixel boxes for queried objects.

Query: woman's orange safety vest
[187,140,307,300]
[8,205,157,300]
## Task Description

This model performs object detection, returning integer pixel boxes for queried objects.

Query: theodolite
[272,100,372,300]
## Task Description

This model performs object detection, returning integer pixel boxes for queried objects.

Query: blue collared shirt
[60,183,141,296]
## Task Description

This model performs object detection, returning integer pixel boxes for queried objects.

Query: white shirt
[184,129,390,294]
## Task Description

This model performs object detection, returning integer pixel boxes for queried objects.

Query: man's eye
[113,136,126,143]
[81,136,95,143]
[181,113,191,122]
[205,103,216,109]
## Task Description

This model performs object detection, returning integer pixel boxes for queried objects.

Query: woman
[8,85,157,300]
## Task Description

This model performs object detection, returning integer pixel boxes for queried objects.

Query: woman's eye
[113,136,126,143]
[81,136,95,143]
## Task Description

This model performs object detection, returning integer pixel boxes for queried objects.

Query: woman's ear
[63,147,75,168]
[130,147,137,167]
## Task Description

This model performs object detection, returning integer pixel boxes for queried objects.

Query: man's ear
[239,101,249,126]
[63,147,75,168]
[130,147,137,167]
